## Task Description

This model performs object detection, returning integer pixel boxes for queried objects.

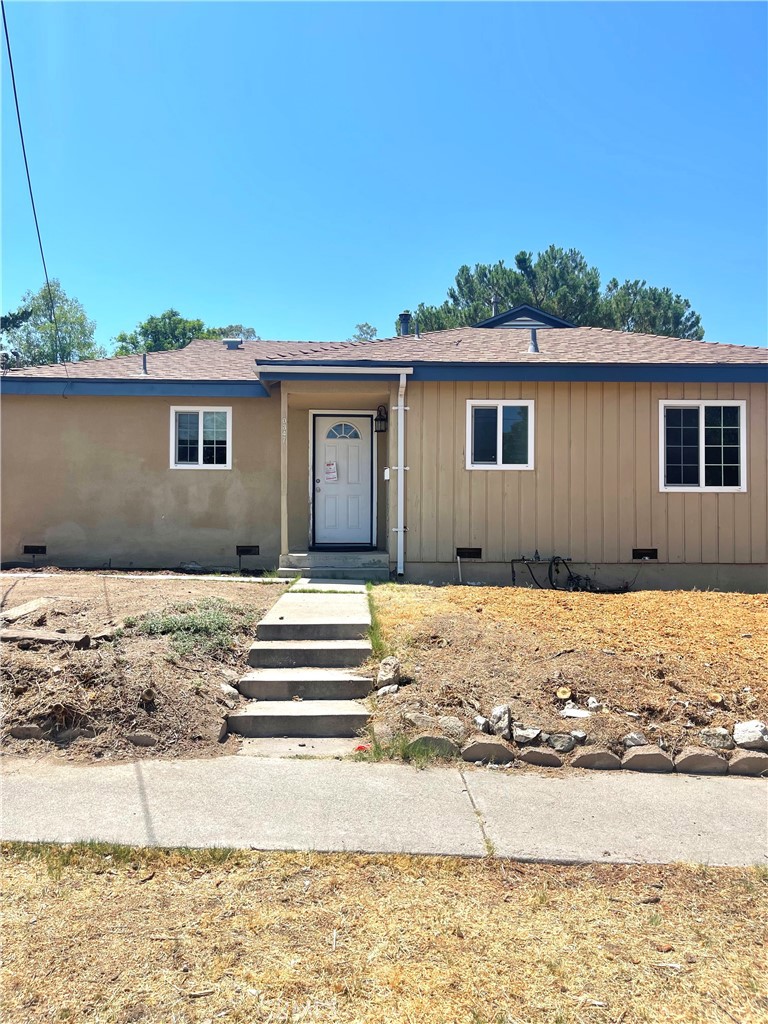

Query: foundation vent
[456,547,482,560]
[632,548,658,560]
[23,544,46,555]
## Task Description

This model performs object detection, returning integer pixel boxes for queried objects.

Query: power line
[2,0,64,366]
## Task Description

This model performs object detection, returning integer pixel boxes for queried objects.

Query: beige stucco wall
[404,380,768,568]
[0,394,281,569]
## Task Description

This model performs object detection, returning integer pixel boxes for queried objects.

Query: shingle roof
[3,327,765,381]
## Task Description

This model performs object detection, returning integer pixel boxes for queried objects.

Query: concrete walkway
[2,756,766,866]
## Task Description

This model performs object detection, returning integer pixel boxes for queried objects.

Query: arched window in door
[326,422,361,440]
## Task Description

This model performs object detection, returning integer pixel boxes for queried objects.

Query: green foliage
[1,280,105,365]
[113,310,259,355]
[366,583,391,660]
[348,322,378,342]
[0,306,32,333]
[126,597,253,655]
[406,246,704,340]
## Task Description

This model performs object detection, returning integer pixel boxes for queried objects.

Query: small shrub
[127,598,253,656]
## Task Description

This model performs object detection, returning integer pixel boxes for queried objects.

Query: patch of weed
[366,582,391,660]
[126,598,253,656]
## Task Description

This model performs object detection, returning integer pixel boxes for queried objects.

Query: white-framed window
[465,399,534,470]
[169,407,232,470]
[658,400,747,493]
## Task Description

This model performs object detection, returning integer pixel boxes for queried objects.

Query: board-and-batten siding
[404,381,767,565]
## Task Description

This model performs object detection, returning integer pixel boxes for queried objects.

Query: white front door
[313,414,373,546]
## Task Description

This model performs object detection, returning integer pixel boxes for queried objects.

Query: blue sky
[3,1,766,348]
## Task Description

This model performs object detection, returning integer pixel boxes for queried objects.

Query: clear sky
[2,1,766,348]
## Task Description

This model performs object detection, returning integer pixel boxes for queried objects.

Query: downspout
[395,371,408,576]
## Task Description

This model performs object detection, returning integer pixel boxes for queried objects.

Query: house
[1,305,766,591]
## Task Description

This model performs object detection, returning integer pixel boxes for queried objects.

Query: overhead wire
[1,0,66,374]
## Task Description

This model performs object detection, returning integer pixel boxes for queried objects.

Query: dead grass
[2,843,766,1024]
[0,574,286,763]
[369,584,768,752]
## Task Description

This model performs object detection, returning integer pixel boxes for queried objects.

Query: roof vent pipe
[491,293,500,317]
[528,328,539,354]
[224,337,244,350]
[398,311,411,337]
[142,352,148,375]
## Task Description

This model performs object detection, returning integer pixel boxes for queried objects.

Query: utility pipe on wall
[395,371,408,576]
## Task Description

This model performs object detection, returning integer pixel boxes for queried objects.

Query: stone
[572,748,622,770]
[377,656,401,687]
[54,727,83,744]
[489,705,511,740]
[513,726,542,746]
[403,711,437,731]
[219,682,239,699]
[700,727,735,751]
[586,696,603,711]
[622,731,648,748]
[570,730,588,744]
[376,684,399,697]
[560,702,592,719]
[438,716,467,743]
[548,733,577,753]
[372,722,394,746]
[404,735,460,760]
[473,715,491,735]
[674,746,728,775]
[461,735,515,764]
[728,750,768,777]
[220,667,239,682]
[9,724,42,740]
[733,720,768,752]
[518,747,563,768]
[128,732,158,747]
[621,744,674,773]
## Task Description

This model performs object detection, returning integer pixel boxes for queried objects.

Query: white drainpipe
[394,371,408,576]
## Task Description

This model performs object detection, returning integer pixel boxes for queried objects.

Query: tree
[113,312,259,354]
[348,322,377,342]
[1,280,104,365]
[1,306,32,333]
[405,247,705,339]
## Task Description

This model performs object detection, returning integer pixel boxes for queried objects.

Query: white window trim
[465,399,535,470]
[169,406,232,470]
[658,399,747,493]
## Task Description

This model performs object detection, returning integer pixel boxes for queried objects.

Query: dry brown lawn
[2,845,766,1024]
[371,585,768,752]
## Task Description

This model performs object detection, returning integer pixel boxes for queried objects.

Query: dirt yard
[2,844,765,1024]
[370,584,767,754]
[0,573,286,762]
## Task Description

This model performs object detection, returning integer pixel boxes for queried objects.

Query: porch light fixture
[374,405,389,433]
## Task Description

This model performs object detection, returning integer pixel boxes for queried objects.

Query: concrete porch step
[280,551,389,569]
[247,639,372,669]
[276,567,389,581]
[237,668,373,701]
[226,699,370,738]
[256,592,370,641]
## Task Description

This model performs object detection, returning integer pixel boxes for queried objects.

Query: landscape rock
[674,747,728,775]
[404,735,460,760]
[733,720,768,752]
[548,733,577,753]
[403,711,437,731]
[570,730,588,744]
[621,744,674,773]
[438,716,467,743]
[461,735,515,764]
[586,697,603,711]
[700,727,735,751]
[473,715,491,734]
[376,684,399,697]
[560,702,592,719]
[622,731,648,748]
[489,705,511,740]
[377,656,401,687]
[513,726,542,746]
[728,750,768,777]
[220,667,239,682]
[219,682,240,699]
[128,732,158,747]
[518,747,563,768]
[9,724,42,740]
[572,748,622,770]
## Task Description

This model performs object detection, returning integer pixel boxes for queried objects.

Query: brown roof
[4,328,765,381]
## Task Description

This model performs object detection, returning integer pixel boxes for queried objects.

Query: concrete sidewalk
[1,756,766,866]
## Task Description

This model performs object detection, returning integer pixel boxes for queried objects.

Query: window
[170,407,232,469]
[659,400,746,492]
[466,400,534,470]
[327,422,361,440]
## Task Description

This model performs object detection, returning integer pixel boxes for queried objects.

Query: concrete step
[247,639,372,669]
[238,668,373,701]
[277,567,389,581]
[289,579,367,594]
[256,592,370,641]
[280,551,389,569]
[226,699,370,738]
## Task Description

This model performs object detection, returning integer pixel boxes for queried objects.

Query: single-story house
[2,305,766,590]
